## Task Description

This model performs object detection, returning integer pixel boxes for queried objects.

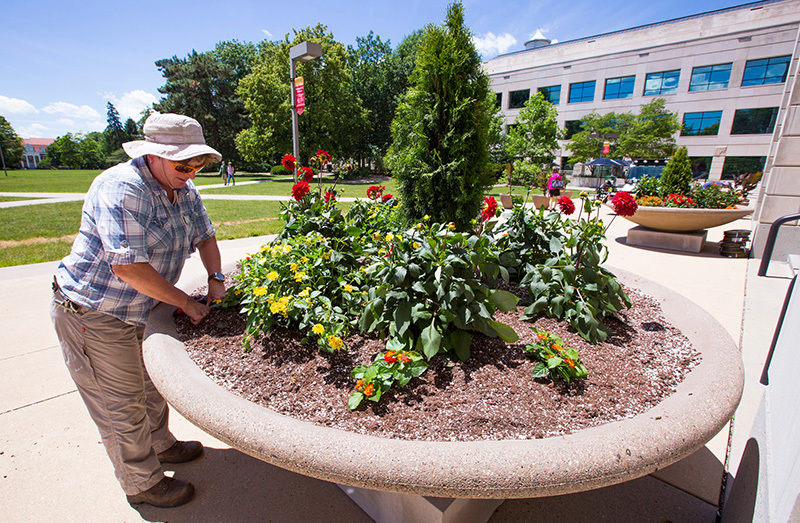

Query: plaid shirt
[56,157,215,326]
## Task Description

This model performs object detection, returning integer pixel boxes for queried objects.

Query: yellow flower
[323,251,332,260]
[294,272,306,282]
[328,336,344,351]
[301,256,309,263]
[299,288,310,297]
[312,324,324,335]
[385,233,394,242]
[267,271,279,281]
[234,289,242,295]
[253,287,267,296]
[413,241,421,249]
[423,215,430,221]
[290,263,299,273]
[372,232,382,241]
[448,222,456,231]
[343,284,353,293]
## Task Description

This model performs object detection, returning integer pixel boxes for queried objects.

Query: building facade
[20,138,54,169]
[485,0,800,182]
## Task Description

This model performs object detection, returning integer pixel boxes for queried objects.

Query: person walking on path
[547,167,564,210]
[50,113,227,509]
[226,161,235,186]
[219,161,227,184]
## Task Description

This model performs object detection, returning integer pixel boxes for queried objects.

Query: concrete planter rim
[143,266,743,499]
[614,205,753,232]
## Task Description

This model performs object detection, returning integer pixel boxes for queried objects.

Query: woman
[547,167,564,209]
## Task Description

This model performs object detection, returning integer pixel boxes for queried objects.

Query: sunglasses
[169,160,205,174]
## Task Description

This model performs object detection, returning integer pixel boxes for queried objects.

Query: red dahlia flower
[301,166,314,183]
[481,195,498,222]
[316,149,332,163]
[556,196,575,215]
[282,154,296,171]
[324,191,336,203]
[611,191,638,217]
[367,185,385,200]
[381,194,393,202]
[291,181,310,201]
[384,350,398,364]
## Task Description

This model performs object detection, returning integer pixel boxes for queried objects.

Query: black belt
[52,277,89,314]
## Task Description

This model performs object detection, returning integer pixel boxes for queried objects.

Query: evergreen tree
[0,116,25,167]
[105,102,125,152]
[123,118,139,141]
[385,2,495,230]
[659,146,692,196]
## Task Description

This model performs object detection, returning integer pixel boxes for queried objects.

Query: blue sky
[4,0,748,139]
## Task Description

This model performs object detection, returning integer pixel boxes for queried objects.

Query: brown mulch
[177,286,699,442]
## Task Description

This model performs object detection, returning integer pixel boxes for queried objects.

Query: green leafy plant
[525,328,587,382]
[692,184,739,209]
[663,194,696,208]
[659,146,692,197]
[634,175,662,198]
[348,350,429,409]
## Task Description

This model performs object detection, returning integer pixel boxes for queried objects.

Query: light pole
[289,41,323,182]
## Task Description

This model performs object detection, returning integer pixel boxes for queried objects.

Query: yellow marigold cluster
[294,271,306,282]
[312,324,324,335]
[269,296,291,316]
[267,271,279,281]
[253,286,268,297]
[327,336,344,351]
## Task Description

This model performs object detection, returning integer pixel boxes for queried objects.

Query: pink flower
[481,195,498,222]
[556,196,575,215]
[611,191,638,217]
[291,181,310,201]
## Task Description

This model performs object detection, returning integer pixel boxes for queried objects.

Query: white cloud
[42,102,101,120]
[0,95,39,115]
[262,29,273,38]
[19,123,49,138]
[105,90,158,120]
[472,32,518,57]
[57,118,76,127]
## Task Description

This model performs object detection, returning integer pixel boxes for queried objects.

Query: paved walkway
[0,190,794,521]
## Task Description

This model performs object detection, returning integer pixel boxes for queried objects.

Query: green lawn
[0,196,43,202]
[201,177,398,197]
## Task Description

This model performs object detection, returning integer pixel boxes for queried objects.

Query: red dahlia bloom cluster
[481,195,498,222]
[381,194,393,202]
[324,191,336,203]
[300,166,314,183]
[367,185,385,200]
[316,149,332,163]
[291,181,310,201]
[556,196,575,215]
[282,154,296,171]
[611,191,638,217]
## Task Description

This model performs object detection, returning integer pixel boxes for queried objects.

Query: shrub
[693,184,739,209]
[634,175,661,198]
[511,161,549,192]
[270,164,292,175]
[660,146,692,196]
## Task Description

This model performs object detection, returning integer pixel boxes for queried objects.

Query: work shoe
[157,440,204,464]
[127,477,195,508]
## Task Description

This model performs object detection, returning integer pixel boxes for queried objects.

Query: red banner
[602,141,610,155]
[294,76,305,115]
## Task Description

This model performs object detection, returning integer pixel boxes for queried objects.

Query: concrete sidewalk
[0,207,792,522]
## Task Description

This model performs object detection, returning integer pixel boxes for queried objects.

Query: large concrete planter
[618,205,752,232]
[143,267,743,500]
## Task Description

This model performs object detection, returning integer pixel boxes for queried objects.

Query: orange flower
[363,383,375,397]
[537,332,548,340]
[355,379,364,391]
[384,350,398,364]
[398,354,412,364]
[565,358,575,368]
[552,344,563,352]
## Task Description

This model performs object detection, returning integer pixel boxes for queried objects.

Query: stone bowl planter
[143,266,743,499]
[616,205,752,232]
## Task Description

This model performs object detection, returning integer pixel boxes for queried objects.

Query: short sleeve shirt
[56,157,215,326]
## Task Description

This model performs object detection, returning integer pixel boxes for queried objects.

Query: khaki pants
[50,287,176,495]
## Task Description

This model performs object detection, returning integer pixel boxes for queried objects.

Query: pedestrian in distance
[50,113,227,509]
[226,161,235,186]
[547,166,564,210]
[219,161,227,184]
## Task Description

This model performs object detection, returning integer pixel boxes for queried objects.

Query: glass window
[569,81,595,103]
[509,89,530,109]
[564,120,582,139]
[731,107,779,134]
[742,56,791,86]
[689,63,732,91]
[644,70,680,96]
[689,157,713,179]
[604,76,635,100]
[538,85,561,105]
[495,92,502,109]
[721,156,766,180]
[682,111,723,136]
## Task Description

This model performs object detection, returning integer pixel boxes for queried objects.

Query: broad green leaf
[532,362,549,379]
[488,290,519,312]
[348,392,364,410]
[449,330,472,362]
[488,320,519,343]
[421,320,442,359]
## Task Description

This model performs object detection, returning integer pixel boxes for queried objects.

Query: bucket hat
[122,113,222,162]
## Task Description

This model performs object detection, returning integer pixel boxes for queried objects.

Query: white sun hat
[122,113,222,162]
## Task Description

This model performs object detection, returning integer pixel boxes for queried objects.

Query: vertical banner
[294,76,306,115]
[602,141,610,155]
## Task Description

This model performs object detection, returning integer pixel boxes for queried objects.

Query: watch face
[210,272,225,282]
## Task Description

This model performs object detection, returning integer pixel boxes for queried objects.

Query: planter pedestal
[338,484,502,523]
[627,226,708,253]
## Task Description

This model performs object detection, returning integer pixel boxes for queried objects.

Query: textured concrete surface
[627,226,707,253]
[616,205,753,232]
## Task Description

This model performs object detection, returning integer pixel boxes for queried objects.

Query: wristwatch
[208,272,226,282]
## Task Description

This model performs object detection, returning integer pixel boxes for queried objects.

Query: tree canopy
[505,92,563,168]
[236,24,367,166]
[566,98,679,162]
[43,133,105,169]
[0,116,25,167]
[386,2,495,229]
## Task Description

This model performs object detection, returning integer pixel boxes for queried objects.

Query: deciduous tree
[0,116,24,167]
[505,92,563,168]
